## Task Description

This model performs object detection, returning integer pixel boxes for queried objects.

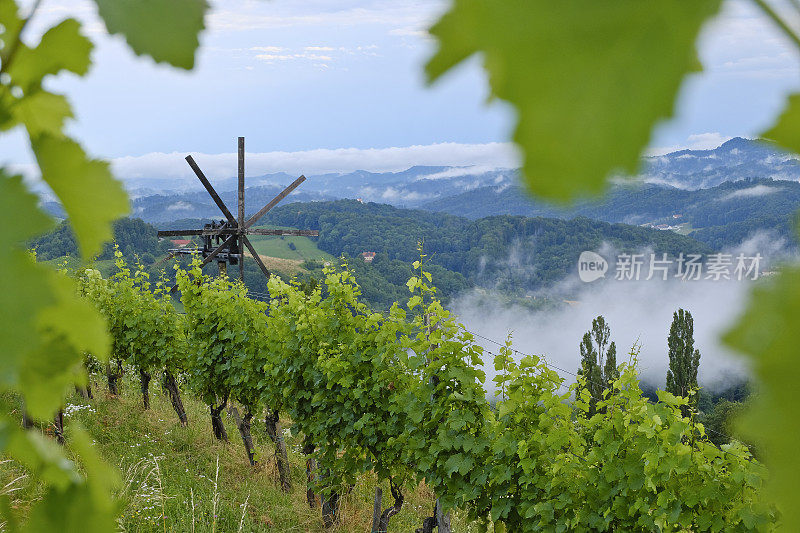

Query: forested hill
[422,177,800,249]
[30,217,170,262]
[30,203,712,309]
[266,200,712,290]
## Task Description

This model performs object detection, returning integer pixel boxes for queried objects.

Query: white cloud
[380,187,434,202]
[250,46,286,53]
[414,165,511,181]
[389,26,430,39]
[648,132,736,156]
[166,201,194,211]
[687,132,734,149]
[109,141,521,183]
[720,184,779,201]
[206,0,439,33]
[248,44,378,66]
[255,51,333,62]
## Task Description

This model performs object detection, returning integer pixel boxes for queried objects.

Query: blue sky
[4,0,800,183]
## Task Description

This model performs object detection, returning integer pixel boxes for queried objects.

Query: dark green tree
[666,308,701,416]
[577,315,618,416]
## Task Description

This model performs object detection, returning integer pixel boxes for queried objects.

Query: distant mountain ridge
[40,138,800,234]
[421,177,800,249]
[642,137,800,189]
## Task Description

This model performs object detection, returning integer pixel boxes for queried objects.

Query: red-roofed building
[171,239,192,247]
[361,251,376,263]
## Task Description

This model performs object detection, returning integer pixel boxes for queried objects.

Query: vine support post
[265,409,292,492]
[75,385,91,401]
[21,401,34,429]
[424,313,451,533]
[302,441,318,508]
[435,500,451,533]
[372,487,383,532]
[53,409,64,445]
[210,395,229,442]
[320,478,341,529]
[238,136,245,281]
[228,403,257,465]
[164,370,187,426]
[106,360,121,396]
[139,368,151,409]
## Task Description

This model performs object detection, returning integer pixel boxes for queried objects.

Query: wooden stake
[238,137,245,281]
[371,487,383,532]
[426,314,451,533]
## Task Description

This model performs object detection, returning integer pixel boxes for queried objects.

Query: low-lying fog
[451,232,794,393]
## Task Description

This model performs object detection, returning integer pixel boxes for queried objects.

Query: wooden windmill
[158,137,318,288]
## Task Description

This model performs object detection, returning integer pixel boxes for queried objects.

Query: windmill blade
[157,229,204,237]
[238,137,245,281]
[200,234,238,267]
[169,235,237,293]
[247,229,319,236]
[155,252,176,266]
[185,155,237,225]
[244,175,306,229]
[242,236,271,278]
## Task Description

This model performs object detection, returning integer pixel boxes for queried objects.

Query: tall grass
[1,375,479,531]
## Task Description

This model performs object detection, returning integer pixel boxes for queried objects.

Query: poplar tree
[666,308,701,416]
[577,315,618,416]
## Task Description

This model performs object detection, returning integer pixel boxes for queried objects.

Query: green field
[248,225,334,262]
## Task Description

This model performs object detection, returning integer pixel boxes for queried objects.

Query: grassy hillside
[248,225,334,262]
[0,377,474,532]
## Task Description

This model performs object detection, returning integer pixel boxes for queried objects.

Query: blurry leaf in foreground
[0,172,55,389]
[7,18,93,92]
[32,135,129,259]
[724,267,800,529]
[762,92,800,154]
[93,0,208,69]
[426,0,722,201]
[0,171,111,419]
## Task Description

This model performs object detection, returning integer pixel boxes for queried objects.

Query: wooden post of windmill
[157,136,319,290]
[238,136,245,281]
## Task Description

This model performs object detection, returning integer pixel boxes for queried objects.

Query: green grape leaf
[0,171,54,243]
[723,266,800,529]
[8,18,92,91]
[93,0,208,69]
[12,90,73,138]
[762,92,800,153]
[0,173,55,388]
[39,272,109,361]
[0,255,42,383]
[22,483,118,533]
[4,420,80,489]
[426,0,722,200]
[31,135,129,258]
[0,1,24,53]
[21,270,110,419]
[69,426,120,515]
[0,171,110,419]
